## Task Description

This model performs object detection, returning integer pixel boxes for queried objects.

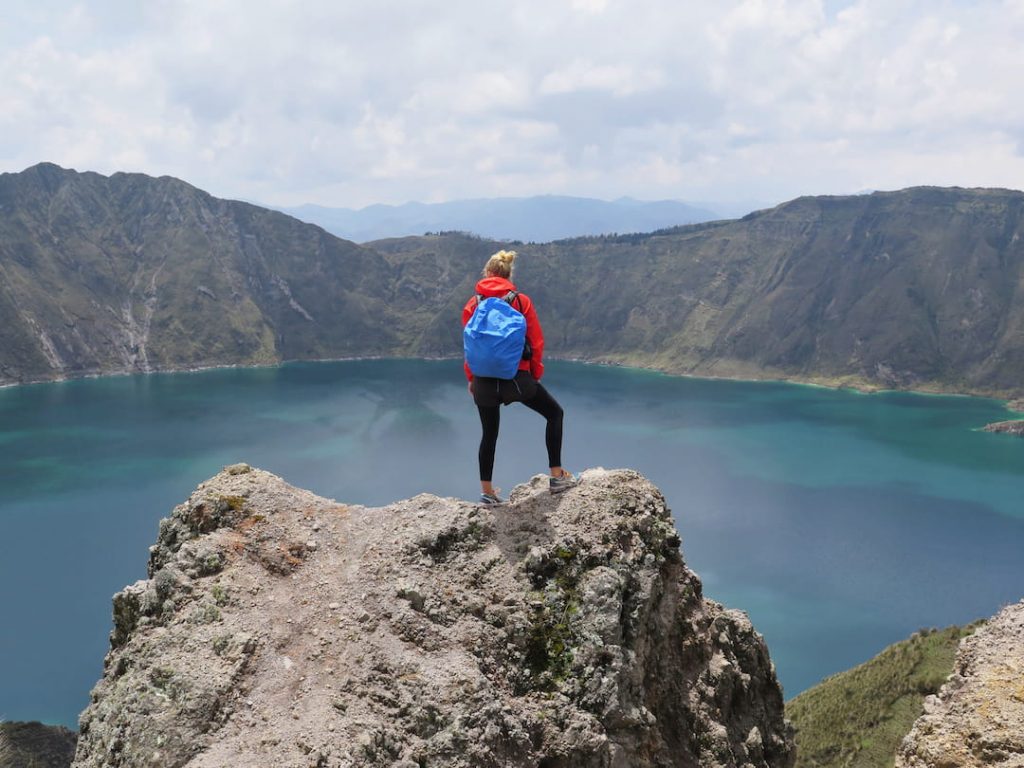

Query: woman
[462,249,576,505]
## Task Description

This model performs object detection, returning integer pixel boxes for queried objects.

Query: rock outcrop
[73,466,793,768]
[982,420,1024,437]
[897,600,1024,767]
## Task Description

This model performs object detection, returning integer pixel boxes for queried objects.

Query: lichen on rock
[73,466,793,768]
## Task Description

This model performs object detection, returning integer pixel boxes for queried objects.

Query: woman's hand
[467,380,474,397]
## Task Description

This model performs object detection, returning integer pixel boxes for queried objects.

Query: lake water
[2,359,1022,727]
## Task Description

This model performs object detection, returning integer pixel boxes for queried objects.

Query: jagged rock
[73,467,794,768]
[982,420,1024,437]
[897,600,1024,767]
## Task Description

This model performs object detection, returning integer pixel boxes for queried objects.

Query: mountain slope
[0,163,397,382]
[372,187,1024,396]
[3,164,1024,397]
[787,625,977,768]
[281,195,720,243]
[898,601,1024,767]
[0,720,77,768]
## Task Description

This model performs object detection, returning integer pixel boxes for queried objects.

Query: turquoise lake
[2,359,1023,727]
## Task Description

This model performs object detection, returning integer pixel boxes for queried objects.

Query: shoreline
[551,355,1021,408]
[2,355,1021,409]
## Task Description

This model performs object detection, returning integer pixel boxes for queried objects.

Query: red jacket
[462,276,545,382]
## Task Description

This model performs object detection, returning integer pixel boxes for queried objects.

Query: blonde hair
[483,249,517,278]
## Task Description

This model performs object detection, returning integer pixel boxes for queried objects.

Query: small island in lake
[983,420,1024,437]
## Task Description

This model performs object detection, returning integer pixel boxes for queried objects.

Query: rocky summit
[72,466,793,768]
[897,600,1024,767]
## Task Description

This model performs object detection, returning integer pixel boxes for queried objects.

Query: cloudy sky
[3,0,1023,210]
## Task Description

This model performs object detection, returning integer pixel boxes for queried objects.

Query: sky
[2,0,1023,210]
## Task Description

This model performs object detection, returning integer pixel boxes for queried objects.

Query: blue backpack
[464,291,530,379]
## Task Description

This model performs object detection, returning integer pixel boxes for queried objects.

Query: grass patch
[787,624,981,768]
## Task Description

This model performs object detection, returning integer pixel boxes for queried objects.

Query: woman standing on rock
[462,250,576,505]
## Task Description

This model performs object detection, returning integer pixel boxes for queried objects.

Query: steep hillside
[787,625,978,768]
[898,601,1024,767]
[3,164,1023,397]
[0,720,77,768]
[0,163,397,383]
[72,466,793,767]
[374,188,1024,396]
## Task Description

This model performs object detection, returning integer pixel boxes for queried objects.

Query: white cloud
[0,0,1022,209]
[540,60,665,97]
[570,0,610,13]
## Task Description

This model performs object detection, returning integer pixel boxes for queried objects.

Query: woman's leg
[477,404,501,493]
[521,383,566,475]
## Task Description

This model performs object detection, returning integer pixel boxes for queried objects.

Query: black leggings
[477,383,564,482]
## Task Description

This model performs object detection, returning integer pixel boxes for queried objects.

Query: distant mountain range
[278,195,722,243]
[2,163,1022,398]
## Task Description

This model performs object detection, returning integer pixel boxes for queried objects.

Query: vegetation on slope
[0,720,77,768]
[787,624,980,768]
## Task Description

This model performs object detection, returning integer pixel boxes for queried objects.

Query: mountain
[3,164,1024,398]
[279,195,721,243]
[371,186,1024,397]
[0,163,398,383]
[71,465,793,767]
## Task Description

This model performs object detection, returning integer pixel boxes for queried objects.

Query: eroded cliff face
[73,466,793,768]
[897,601,1024,768]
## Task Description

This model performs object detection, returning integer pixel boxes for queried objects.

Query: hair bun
[483,249,517,278]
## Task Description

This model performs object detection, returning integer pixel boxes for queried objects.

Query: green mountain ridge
[2,163,1023,398]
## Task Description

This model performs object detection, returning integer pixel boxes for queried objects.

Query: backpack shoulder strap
[503,290,520,308]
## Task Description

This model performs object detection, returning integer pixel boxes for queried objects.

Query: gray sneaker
[549,471,578,495]
[479,491,506,506]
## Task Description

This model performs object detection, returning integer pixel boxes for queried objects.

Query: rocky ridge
[897,600,1024,767]
[72,466,793,768]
